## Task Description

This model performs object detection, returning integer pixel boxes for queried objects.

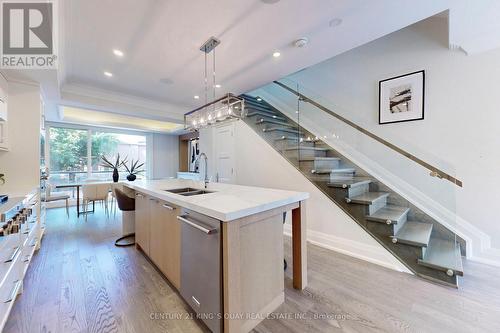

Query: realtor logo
[1,1,58,69]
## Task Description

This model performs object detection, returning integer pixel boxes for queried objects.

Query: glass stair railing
[240,82,464,288]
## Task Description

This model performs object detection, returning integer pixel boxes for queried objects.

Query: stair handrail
[273,80,463,187]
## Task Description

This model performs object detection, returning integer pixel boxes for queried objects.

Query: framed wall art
[379,70,425,124]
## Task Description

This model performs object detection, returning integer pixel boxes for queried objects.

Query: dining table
[55,180,128,217]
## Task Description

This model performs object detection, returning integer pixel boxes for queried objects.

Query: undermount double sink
[165,187,213,196]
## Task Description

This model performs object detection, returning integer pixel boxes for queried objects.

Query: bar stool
[114,188,135,247]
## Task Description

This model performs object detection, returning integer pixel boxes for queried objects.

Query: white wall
[0,80,41,195]
[256,17,500,263]
[149,133,179,179]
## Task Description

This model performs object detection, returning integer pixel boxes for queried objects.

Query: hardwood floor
[5,207,500,333]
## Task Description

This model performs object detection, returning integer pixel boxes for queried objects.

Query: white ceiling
[4,0,500,126]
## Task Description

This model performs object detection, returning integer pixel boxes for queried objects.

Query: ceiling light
[185,37,245,131]
[113,49,124,57]
[329,18,343,28]
[294,37,309,48]
[104,71,113,77]
[273,51,281,58]
[261,0,281,3]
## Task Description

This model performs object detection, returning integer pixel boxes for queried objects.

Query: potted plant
[100,154,126,182]
[123,159,144,181]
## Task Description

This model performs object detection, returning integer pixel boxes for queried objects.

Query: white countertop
[124,179,309,221]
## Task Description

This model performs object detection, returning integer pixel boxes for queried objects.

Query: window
[91,132,147,181]
[47,125,148,186]
[48,127,88,185]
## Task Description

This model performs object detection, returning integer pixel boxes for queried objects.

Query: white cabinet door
[0,121,7,151]
[0,98,6,121]
[214,123,235,183]
[0,98,7,150]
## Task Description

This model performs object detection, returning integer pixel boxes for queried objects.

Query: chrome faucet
[197,153,209,188]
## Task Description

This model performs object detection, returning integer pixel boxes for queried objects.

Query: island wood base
[222,200,307,333]
[132,186,308,333]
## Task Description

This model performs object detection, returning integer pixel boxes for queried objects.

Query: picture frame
[378,70,425,125]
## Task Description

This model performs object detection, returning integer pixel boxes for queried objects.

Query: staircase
[241,94,464,288]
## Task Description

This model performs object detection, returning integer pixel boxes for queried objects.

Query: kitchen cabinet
[134,192,150,255]
[0,97,6,121]
[0,97,8,151]
[149,199,181,289]
[129,180,308,333]
[0,189,41,331]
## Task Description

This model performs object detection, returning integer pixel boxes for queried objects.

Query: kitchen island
[124,179,308,333]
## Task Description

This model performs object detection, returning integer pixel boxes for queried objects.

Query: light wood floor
[5,207,500,333]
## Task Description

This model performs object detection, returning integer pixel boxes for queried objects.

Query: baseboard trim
[284,225,412,274]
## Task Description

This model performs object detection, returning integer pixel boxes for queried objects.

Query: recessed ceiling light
[273,51,281,58]
[113,49,124,57]
[215,84,221,88]
[104,71,113,77]
[261,0,280,3]
[194,95,200,99]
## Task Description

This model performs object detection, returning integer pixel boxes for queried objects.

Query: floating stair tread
[394,221,433,247]
[246,106,276,114]
[312,168,356,174]
[366,205,409,223]
[246,111,284,120]
[349,192,389,204]
[275,136,302,141]
[418,238,463,275]
[314,157,340,161]
[274,135,308,143]
[299,156,339,161]
[244,99,273,108]
[327,178,372,188]
[262,127,299,134]
[246,104,275,113]
[242,95,266,103]
[274,136,320,142]
[284,146,330,151]
[257,119,295,127]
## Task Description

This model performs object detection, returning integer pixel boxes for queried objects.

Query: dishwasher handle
[177,215,218,235]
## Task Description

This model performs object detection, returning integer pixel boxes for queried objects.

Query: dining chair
[43,181,70,217]
[82,183,110,220]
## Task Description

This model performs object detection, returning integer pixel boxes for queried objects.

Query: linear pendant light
[184,37,244,131]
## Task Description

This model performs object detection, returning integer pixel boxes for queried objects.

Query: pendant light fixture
[184,37,245,131]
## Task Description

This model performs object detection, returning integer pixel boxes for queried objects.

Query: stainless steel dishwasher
[177,209,221,333]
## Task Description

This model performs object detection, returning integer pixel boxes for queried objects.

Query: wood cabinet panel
[149,199,181,289]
